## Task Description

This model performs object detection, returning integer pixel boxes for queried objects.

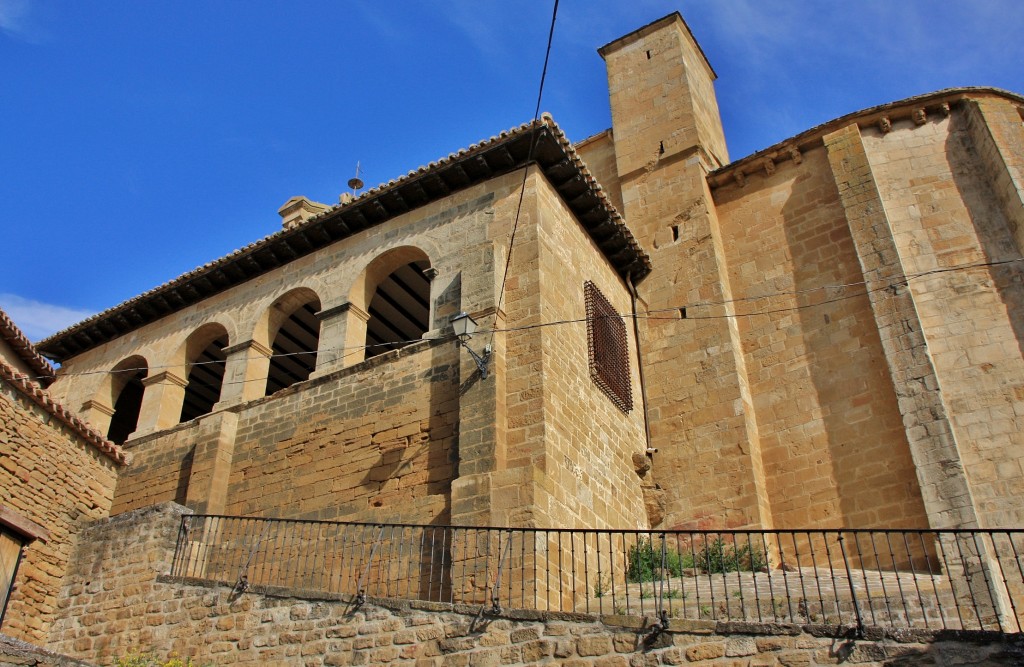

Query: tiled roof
[0,307,55,385]
[0,358,128,465]
[38,115,651,362]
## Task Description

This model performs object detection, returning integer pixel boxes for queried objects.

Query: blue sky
[2,0,1022,341]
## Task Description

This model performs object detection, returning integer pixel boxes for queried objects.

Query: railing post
[355,525,386,604]
[487,531,513,615]
[234,521,270,591]
[170,515,191,577]
[837,533,865,638]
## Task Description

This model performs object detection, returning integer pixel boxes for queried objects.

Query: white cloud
[0,0,45,43]
[0,293,93,342]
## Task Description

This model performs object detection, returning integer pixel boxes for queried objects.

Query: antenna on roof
[347,161,364,193]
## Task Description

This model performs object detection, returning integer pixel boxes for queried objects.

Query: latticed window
[584,281,633,413]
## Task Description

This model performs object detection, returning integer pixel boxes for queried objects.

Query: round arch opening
[179,324,229,423]
[265,291,322,396]
[365,260,431,359]
[106,356,148,444]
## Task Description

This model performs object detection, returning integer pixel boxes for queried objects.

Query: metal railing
[170,515,1024,634]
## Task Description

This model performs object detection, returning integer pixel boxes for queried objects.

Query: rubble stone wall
[47,503,1023,666]
[0,380,118,644]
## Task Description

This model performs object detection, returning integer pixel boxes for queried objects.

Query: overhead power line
[24,255,1023,383]
[492,0,560,350]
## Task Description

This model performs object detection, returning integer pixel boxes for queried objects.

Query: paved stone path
[576,566,1021,632]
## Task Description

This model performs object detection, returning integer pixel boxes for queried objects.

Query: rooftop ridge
[37,115,650,362]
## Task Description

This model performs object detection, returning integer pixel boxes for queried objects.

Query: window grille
[584,281,633,413]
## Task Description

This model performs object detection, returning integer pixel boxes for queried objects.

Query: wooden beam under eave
[388,190,410,214]
[369,200,389,221]
[468,155,492,179]
[406,180,431,206]
[242,254,266,273]
[276,239,297,260]
[177,284,201,302]
[423,174,450,198]
[349,209,371,229]
[448,163,471,187]
[490,145,516,169]
[76,330,96,349]
[291,231,314,253]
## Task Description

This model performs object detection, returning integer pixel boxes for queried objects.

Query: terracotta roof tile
[0,307,55,385]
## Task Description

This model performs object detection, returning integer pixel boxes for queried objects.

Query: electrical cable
[19,254,1023,383]
[491,0,559,350]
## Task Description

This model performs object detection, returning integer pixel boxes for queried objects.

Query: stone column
[215,339,272,407]
[310,302,370,378]
[134,371,188,436]
[79,399,114,437]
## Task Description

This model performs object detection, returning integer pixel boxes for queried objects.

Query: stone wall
[860,102,1024,528]
[0,380,118,644]
[712,146,929,530]
[521,170,648,530]
[47,503,1024,666]
[112,338,458,525]
[597,7,1024,534]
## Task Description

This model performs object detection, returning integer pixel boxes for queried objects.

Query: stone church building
[3,11,1024,656]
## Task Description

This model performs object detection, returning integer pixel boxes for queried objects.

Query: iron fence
[170,515,1024,634]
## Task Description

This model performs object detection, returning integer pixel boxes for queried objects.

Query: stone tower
[600,14,772,530]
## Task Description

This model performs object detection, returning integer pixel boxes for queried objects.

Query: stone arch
[103,355,148,445]
[349,246,433,359]
[255,287,322,395]
[178,322,230,423]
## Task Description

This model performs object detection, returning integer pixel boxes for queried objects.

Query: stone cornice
[708,87,1024,191]
[142,370,188,388]
[222,339,273,358]
[316,302,370,323]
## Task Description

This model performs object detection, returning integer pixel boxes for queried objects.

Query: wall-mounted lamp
[451,311,492,379]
